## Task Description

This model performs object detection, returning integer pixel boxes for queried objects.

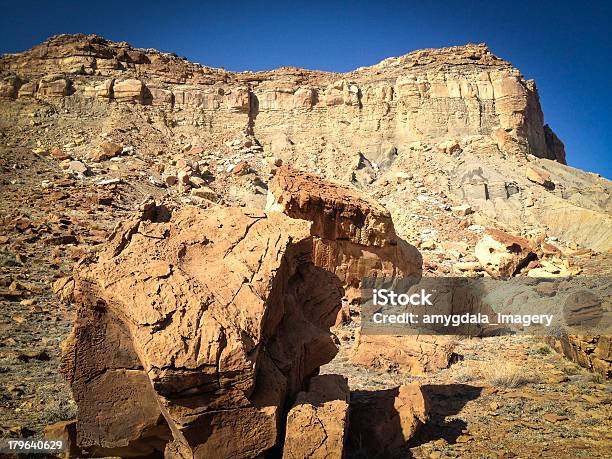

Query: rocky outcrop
[112,78,144,103]
[267,166,422,318]
[475,228,536,277]
[0,34,565,164]
[62,204,333,457]
[268,166,397,247]
[61,167,421,457]
[546,335,611,378]
[11,34,612,255]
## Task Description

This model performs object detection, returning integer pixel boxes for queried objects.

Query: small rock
[451,204,474,216]
[189,176,206,188]
[165,175,178,186]
[191,186,217,200]
[90,141,122,162]
[67,160,89,177]
[395,171,412,184]
[526,166,552,187]
[543,413,568,423]
[51,147,70,160]
[177,169,191,185]
[232,161,250,176]
[421,240,436,250]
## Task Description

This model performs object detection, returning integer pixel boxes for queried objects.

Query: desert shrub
[529,344,552,355]
[589,373,605,384]
[482,362,537,388]
[453,364,480,383]
[562,365,581,376]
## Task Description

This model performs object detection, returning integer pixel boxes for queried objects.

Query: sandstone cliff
[2,33,610,252]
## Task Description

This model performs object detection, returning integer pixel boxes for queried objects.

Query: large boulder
[62,204,340,457]
[38,74,71,98]
[267,166,422,304]
[268,165,397,247]
[62,166,421,458]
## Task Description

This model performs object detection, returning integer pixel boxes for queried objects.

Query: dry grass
[482,362,538,388]
[453,362,481,383]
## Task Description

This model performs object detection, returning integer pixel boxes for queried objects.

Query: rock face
[4,34,611,253]
[62,169,421,457]
[268,165,397,247]
[0,35,564,165]
[546,335,611,378]
[283,375,349,459]
[268,166,422,305]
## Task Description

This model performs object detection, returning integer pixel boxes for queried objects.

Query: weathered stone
[17,81,37,98]
[437,139,461,155]
[190,186,216,200]
[38,75,70,98]
[546,335,611,379]
[164,175,178,186]
[451,204,474,215]
[283,375,349,459]
[67,160,89,177]
[352,335,454,375]
[52,276,75,304]
[475,228,536,277]
[90,141,122,162]
[526,166,552,187]
[83,78,113,99]
[268,166,398,247]
[51,147,70,161]
[113,78,144,103]
[63,205,338,457]
[44,420,80,458]
[232,160,250,175]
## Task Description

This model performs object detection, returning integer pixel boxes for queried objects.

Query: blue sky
[1,0,610,178]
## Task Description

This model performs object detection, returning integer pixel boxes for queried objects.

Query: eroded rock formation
[61,168,422,457]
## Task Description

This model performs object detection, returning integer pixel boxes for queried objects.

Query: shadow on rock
[346,384,428,459]
[408,384,483,448]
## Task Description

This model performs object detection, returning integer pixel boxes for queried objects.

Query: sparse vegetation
[529,344,552,356]
[562,365,581,376]
[40,399,77,424]
[453,364,480,383]
[482,362,538,388]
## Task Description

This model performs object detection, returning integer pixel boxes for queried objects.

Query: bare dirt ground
[1,145,610,458]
